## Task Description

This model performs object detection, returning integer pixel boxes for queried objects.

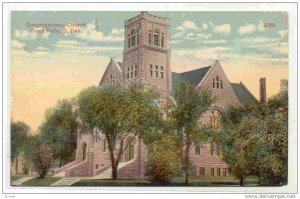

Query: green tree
[259,90,288,185]
[11,120,30,174]
[223,90,288,186]
[147,135,181,184]
[22,134,40,174]
[77,83,162,179]
[33,142,54,178]
[39,99,78,167]
[223,108,263,186]
[165,83,215,184]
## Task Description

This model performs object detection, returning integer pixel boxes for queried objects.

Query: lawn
[21,177,62,186]
[11,176,23,182]
[72,176,259,186]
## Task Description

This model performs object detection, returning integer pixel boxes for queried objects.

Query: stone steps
[93,160,134,179]
[11,177,34,186]
[51,178,80,186]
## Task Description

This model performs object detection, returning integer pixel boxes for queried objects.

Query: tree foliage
[39,99,78,167]
[22,134,40,174]
[164,83,215,184]
[77,83,162,179]
[33,142,54,178]
[147,135,181,184]
[223,90,288,185]
[11,120,30,174]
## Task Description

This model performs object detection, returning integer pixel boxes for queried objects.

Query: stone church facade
[55,11,259,178]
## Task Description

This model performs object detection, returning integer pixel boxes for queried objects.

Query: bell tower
[123,11,171,93]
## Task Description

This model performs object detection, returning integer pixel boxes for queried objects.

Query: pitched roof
[231,82,258,106]
[172,66,211,90]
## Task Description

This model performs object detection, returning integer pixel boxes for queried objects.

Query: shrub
[33,143,54,178]
[146,135,181,184]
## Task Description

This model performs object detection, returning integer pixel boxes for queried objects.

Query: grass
[11,176,23,182]
[72,176,259,186]
[72,179,151,186]
[21,177,63,186]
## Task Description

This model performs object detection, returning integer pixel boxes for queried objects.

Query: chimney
[260,78,266,103]
[280,79,288,92]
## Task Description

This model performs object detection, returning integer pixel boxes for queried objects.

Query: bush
[33,143,54,178]
[146,135,181,184]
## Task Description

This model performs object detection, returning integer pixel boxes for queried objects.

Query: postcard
[1,1,298,198]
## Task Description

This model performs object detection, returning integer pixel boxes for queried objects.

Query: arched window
[148,30,152,45]
[137,30,140,45]
[154,29,159,46]
[128,36,131,48]
[195,142,200,155]
[82,143,87,161]
[212,109,222,129]
[110,74,115,85]
[131,29,136,47]
[125,138,135,161]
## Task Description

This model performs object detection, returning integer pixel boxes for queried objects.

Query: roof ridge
[177,66,211,74]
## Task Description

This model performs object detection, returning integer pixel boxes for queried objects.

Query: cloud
[213,24,231,34]
[111,28,124,35]
[14,29,37,40]
[36,46,49,51]
[54,39,122,54]
[278,30,288,39]
[238,21,265,35]
[257,21,265,32]
[202,22,208,30]
[202,39,227,44]
[176,20,198,31]
[238,24,256,35]
[11,40,25,49]
[73,21,123,42]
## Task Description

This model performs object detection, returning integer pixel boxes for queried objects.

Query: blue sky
[11,11,289,131]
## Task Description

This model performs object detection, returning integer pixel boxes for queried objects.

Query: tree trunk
[185,139,191,185]
[112,164,118,180]
[15,157,19,175]
[240,176,244,186]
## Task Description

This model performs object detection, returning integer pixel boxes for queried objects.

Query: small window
[103,140,107,152]
[131,71,133,78]
[200,167,205,175]
[154,34,159,46]
[217,168,221,176]
[137,34,140,45]
[213,79,215,88]
[161,36,164,47]
[128,38,131,48]
[220,80,223,89]
[160,66,163,71]
[148,33,152,45]
[195,142,200,155]
[132,35,136,46]
[95,164,99,169]
[127,73,129,79]
[210,142,214,156]
[131,65,133,70]
[223,168,227,177]
[134,70,137,77]
[216,143,220,156]
[210,168,215,177]
[155,65,158,70]
[150,64,153,77]
[161,72,164,79]
[135,65,138,69]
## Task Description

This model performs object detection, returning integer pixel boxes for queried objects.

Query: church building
[54,11,260,178]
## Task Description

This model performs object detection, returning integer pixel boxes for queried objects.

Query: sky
[10,11,289,133]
